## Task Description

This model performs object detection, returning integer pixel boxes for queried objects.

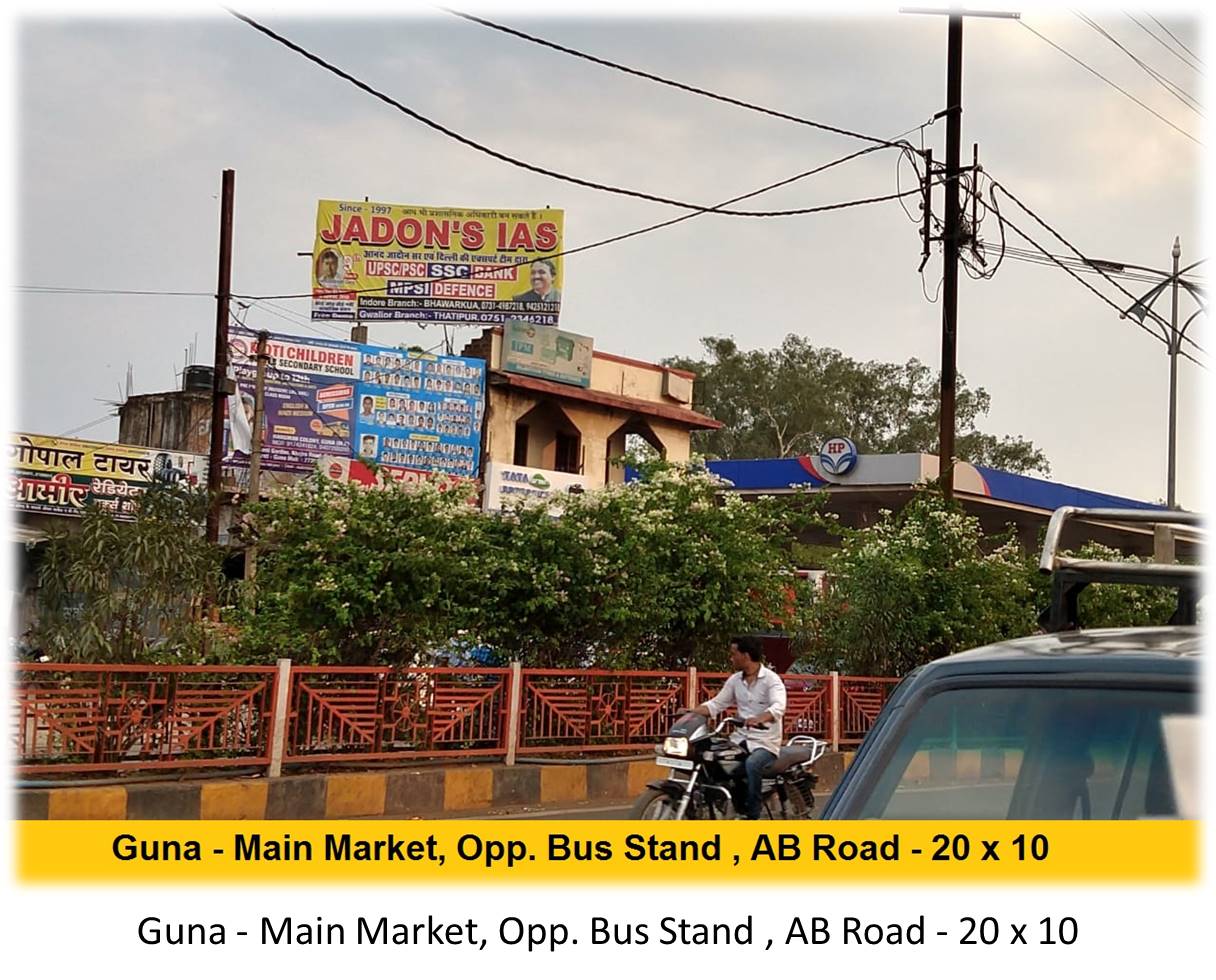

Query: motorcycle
[630,711,826,820]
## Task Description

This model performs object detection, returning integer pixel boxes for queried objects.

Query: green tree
[30,485,231,663]
[665,335,1049,475]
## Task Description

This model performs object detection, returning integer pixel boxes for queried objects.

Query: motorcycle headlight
[662,736,689,757]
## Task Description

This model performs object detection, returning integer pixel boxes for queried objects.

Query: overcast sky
[12,2,1207,506]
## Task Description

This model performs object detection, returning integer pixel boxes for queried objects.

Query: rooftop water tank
[183,365,214,392]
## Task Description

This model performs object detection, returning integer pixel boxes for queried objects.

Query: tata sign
[817,437,858,477]
[483,461,586,513]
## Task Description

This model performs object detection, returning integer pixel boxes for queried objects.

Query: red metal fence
[285,666,511,763]
[13,663,900,775]
[14,664,278,775]
[519,669,687,754]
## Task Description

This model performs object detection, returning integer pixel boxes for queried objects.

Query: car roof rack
[1038,507,1203,632]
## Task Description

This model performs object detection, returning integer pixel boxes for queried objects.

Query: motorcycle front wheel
[629,788,682,819]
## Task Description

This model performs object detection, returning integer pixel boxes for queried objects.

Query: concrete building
[461,326,720,494]
[118,365,213,456]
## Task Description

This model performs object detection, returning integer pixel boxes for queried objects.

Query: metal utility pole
[1103,242,1206,510]
[244,330,270,582]
[938,11,963,500]
[351,195,371,344]
[903,8,1019,499]
[1167,236,1180,509]
[206,169,236,544]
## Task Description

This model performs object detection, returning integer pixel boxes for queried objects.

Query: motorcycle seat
[760,744,816,777]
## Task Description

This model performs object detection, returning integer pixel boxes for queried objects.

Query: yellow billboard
[9,433,208,520]
[311,200,564,327]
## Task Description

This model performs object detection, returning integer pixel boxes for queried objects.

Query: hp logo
[818,437,858,477]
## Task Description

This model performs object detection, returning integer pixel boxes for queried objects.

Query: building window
[513,423,529,467]
[555,431,581,474]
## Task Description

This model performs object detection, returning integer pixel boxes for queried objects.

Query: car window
[855,685,1196,819]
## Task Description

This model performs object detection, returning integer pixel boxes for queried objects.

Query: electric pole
[206,168,236,544]
[938,11,963,500]
[245,330,270,582]
[1167,236,1180,509]
[903,8,1019,499]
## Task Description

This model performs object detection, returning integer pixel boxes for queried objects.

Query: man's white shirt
[701,665,787,756]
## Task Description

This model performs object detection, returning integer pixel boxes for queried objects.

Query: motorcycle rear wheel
[772,781,812,819]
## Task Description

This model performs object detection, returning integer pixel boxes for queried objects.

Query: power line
[1020,20,1202,145]
[1072,11,1202,115]
[985,175,1206,364]
[227,8,917,218]
[236,298,351,342]
[443,8,904,148]
[1124,12,1203,75]
[239,149,944,303]
[27,143,941,316]
[56,412,118,438]
[18,286,214,297]
[1148,13,1204,66]
[994,208,1203,364]
[1000,245,1206,288]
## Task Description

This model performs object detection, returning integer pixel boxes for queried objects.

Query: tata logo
[818,437,858,477]
[503,470,552,490]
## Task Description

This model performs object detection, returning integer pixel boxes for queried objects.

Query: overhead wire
[999,246,1206,288]
[56,412,118,439]
[1124,12,1204,75]
[227,8,923,218]
[240,144,944,303]
[1148,12,1204,66]
[1072,11,1202,114]
[1019,19,1202,145]
[985,173,1206,354]
[958,171,1005,282]
[18,286,214,297]
[981,176,1206,365]
[992,209,1185,356]
[442,7,905,148]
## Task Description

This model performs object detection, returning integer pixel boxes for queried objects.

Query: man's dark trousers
[740,747,776,819]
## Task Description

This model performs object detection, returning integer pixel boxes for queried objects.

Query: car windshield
[854,685,1196,819]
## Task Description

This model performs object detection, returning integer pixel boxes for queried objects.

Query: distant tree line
[666,335,1049,475]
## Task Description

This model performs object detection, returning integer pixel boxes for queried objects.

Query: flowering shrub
[803,494,1036,675]
[234,460,818,667]
[803,492,1185,676]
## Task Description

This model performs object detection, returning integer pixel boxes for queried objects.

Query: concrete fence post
[267,658,293,779]
[686,666,698,709]
[1154,524,1177,564]
[830,671,841,753]
[505,661,523,766]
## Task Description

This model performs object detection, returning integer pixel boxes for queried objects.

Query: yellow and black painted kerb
[18,758,782,821]
[13,752,886,821]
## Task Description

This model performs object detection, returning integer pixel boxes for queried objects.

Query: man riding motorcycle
[686,636,787,819]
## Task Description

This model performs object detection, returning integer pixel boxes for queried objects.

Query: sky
[10,1,1208,507]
